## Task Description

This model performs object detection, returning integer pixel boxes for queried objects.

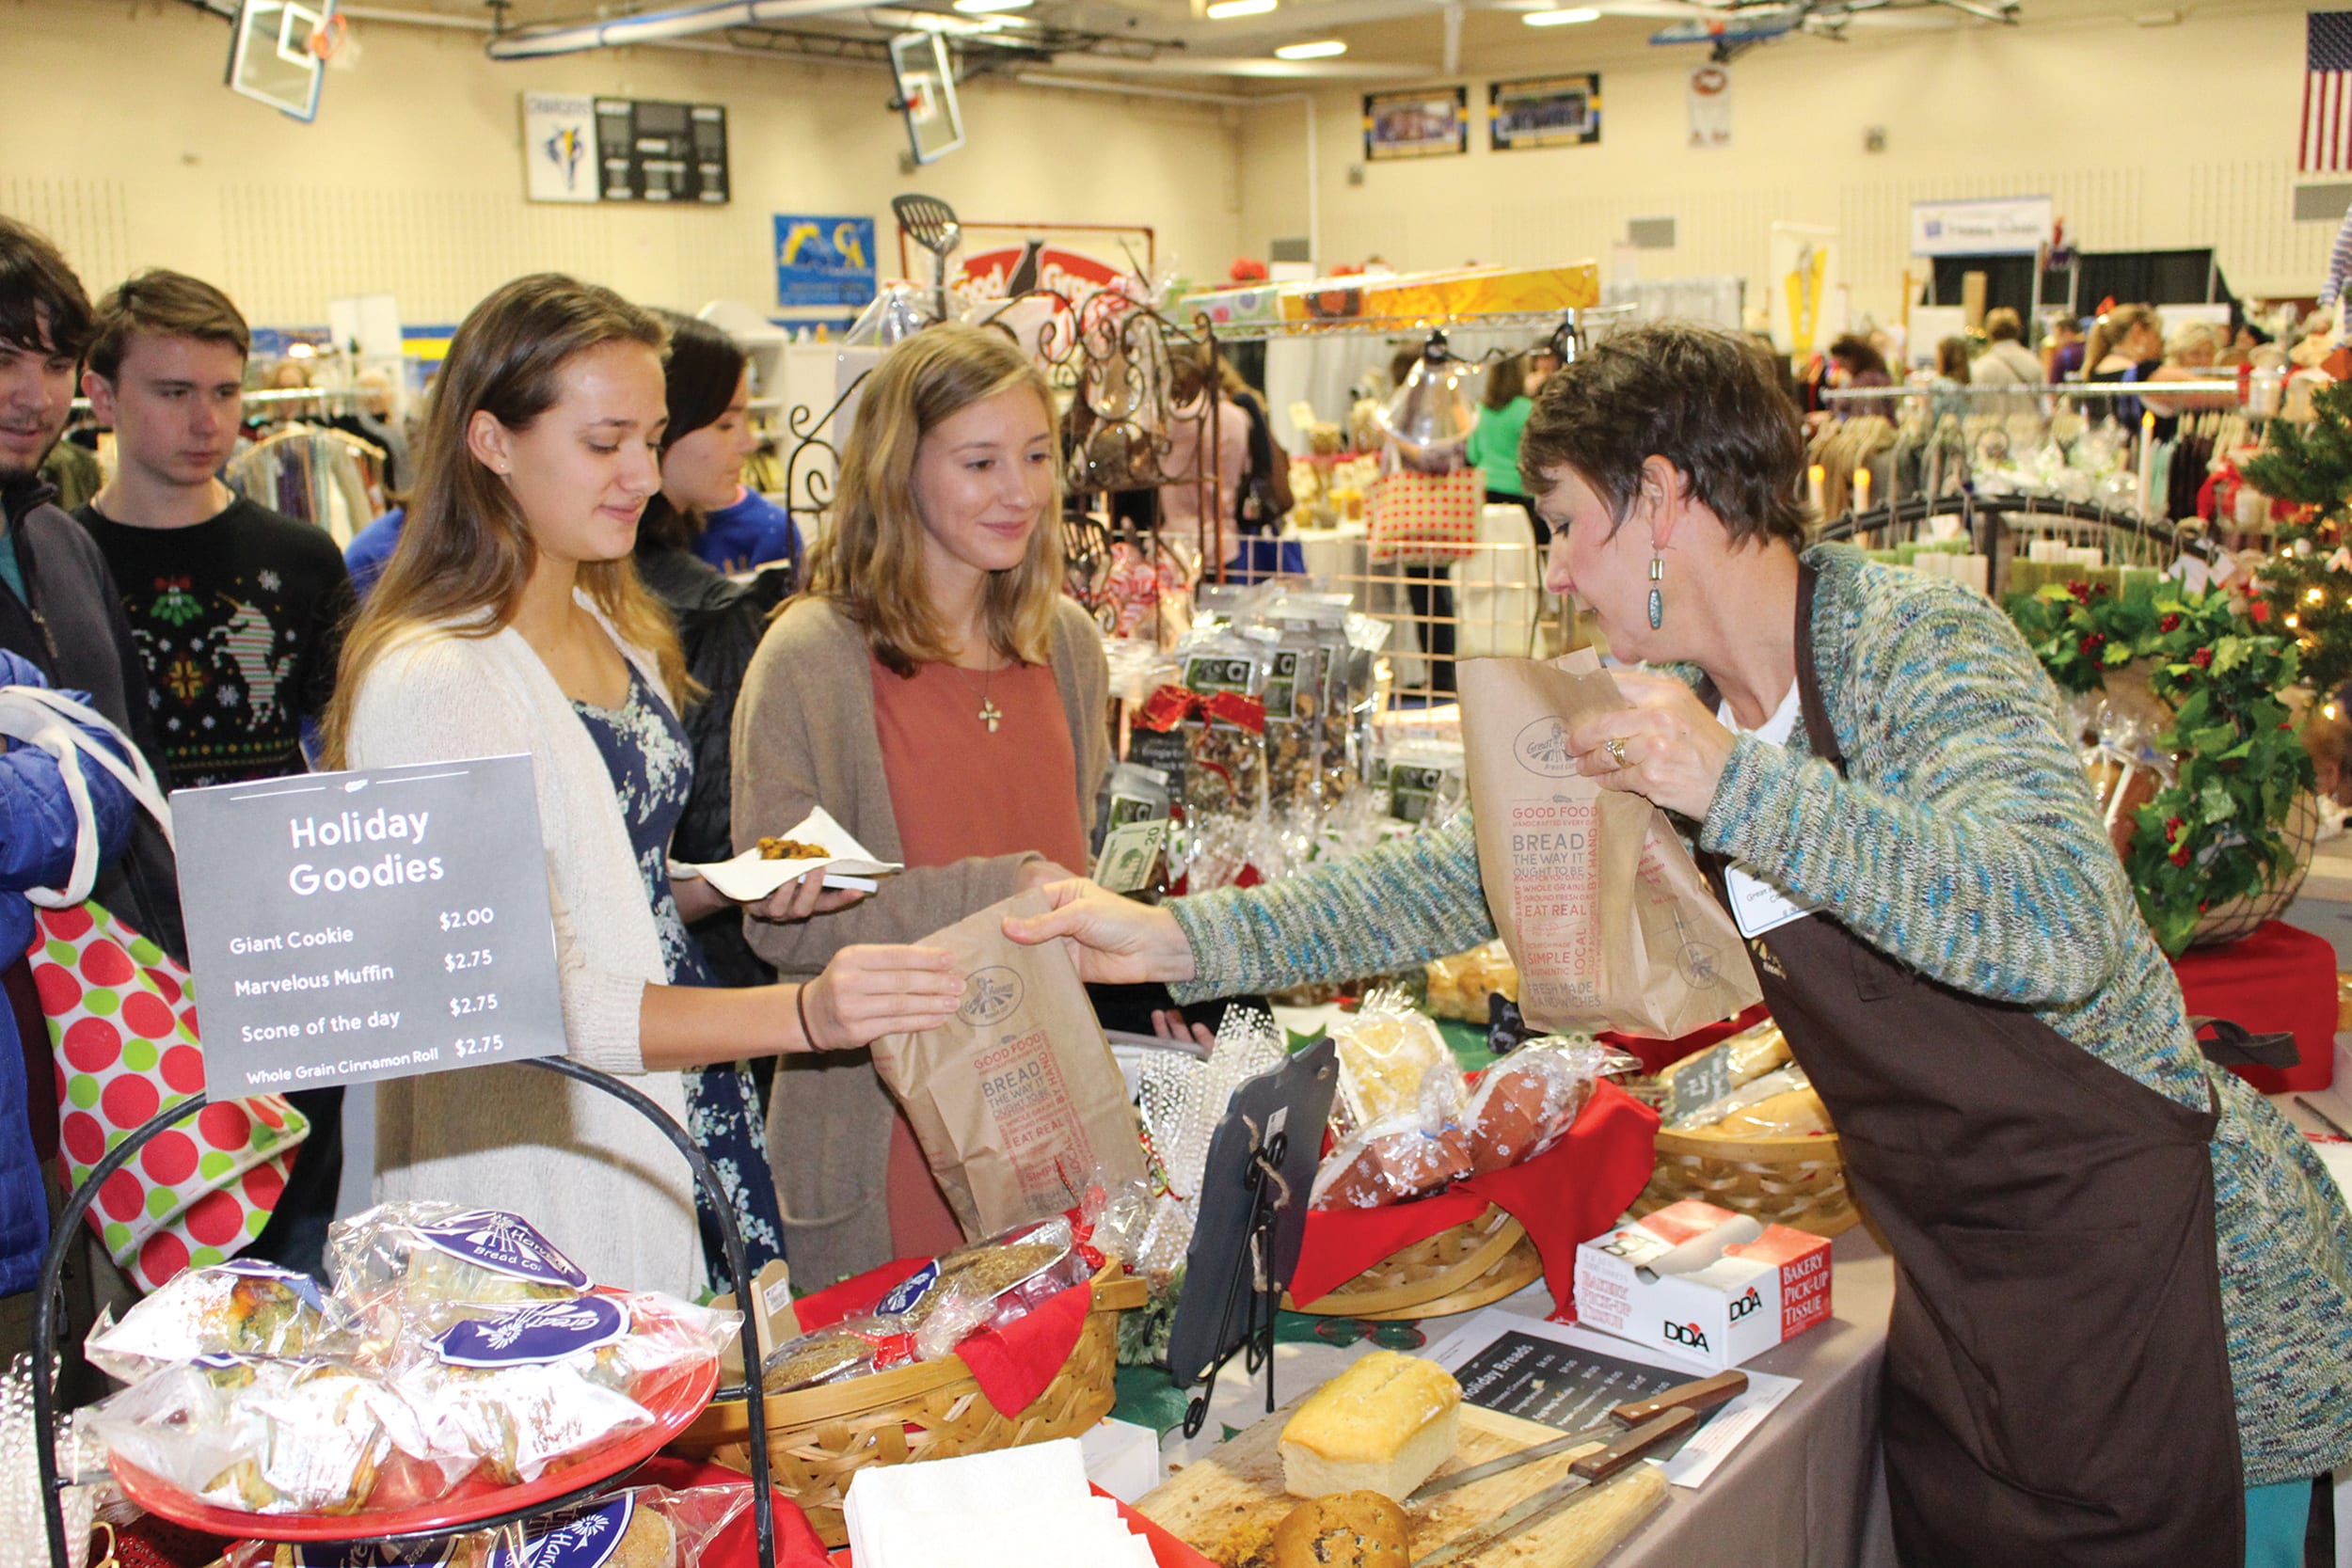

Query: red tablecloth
[2169,919,2337,1092]
[1600,1002,1772,1077]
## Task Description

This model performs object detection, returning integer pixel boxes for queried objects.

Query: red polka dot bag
[5,684,309,1291]
[33,903,310,1291]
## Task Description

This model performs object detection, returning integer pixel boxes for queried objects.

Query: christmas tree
[2245,379,2352,696]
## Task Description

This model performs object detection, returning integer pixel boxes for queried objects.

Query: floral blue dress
[573,664,787,1291]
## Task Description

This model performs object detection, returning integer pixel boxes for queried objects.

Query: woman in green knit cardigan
[1011,324,2352,1568]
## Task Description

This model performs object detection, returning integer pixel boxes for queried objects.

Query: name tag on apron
[1725,863,1818,938]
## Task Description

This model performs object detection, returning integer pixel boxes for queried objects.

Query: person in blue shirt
[643,315,801,578]
[343,504,405,603]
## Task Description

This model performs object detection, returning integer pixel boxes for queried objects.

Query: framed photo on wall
[1363,87,1470,161]
[1489,73,1601,151]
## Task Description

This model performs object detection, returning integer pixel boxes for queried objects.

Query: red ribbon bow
[1136,684,1267,735]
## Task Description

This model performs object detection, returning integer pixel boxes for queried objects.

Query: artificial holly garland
[2006,580,2314,955]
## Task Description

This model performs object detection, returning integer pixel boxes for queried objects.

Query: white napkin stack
[843,1438,1157,1568]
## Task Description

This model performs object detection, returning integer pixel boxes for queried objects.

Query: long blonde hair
[2085,303,2161,372]
[806,323,1062,676]
[323,274,684,767]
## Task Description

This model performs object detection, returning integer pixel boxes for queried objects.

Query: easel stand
[31,1056,778,1566]
[1181,1126,1287,1439]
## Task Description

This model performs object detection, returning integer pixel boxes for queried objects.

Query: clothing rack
[225,422,389,545]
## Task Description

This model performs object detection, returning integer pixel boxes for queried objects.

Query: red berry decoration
[2170,847,2193,867]
[2159,613,2183,633]
[2190,647,2214,669]
[2069,580,2092,602]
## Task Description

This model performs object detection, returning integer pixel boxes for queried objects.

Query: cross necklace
[950,657,1004,734]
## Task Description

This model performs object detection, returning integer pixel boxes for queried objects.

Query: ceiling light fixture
[1206,0,1279,16]
[953,0,1033,10]
[1274,38,1346,56]
[1524,7,1601,23]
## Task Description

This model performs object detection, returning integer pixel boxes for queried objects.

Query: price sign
[171,755,565,1093]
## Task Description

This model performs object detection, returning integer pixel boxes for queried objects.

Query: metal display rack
[30,1056,778,1567]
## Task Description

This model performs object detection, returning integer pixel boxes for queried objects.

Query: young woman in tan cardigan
[732,324,1110,1285]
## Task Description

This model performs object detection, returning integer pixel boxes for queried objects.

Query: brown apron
[1693,562,2244,1566]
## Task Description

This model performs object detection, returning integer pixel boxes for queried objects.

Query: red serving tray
[110,1354,718,1543]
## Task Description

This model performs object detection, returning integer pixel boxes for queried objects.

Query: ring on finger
[1604,736,1629,768]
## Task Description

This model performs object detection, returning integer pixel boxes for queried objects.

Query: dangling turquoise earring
[1647,554,1664,629]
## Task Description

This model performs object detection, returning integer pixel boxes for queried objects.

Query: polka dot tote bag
[0,684,309,1291]
[31,902,309,1291]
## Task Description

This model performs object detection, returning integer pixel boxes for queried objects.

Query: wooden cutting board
[1136,1398,1668,1568]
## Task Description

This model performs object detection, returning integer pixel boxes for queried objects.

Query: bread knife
[1405,1370,1745,1502]
[1408,1406,1698,1568]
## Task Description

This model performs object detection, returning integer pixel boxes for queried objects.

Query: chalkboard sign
[595,98,729,204]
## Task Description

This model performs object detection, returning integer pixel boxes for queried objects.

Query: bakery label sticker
[169,754,565,1092]
[960,966,1025,1027]
[486,1495,635,1568]
[435,1296,628,1367]
[875,1260,943,1317]
[417,1209,593,1288]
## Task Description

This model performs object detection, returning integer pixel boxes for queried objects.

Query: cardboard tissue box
[1573,1199,1832,1369]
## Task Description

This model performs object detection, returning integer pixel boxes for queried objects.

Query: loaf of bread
[1697,1085,1832,1139]
[1280,1351,1462,1501]
[1268,1491,1408,1568]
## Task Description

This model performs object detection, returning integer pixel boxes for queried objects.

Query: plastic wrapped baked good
[388,1291,737,1488]
[1460,1037,1633,1177]
[1671,1065,1833,1139]
[86,1354,435,1516]
[1309,1122,1473,1211]
[1330,990,1464,1132]
[760,1324,890,1394]
[1423,941,1520,1023]
[328,1202,592,1321]
[86,1260,355,1386]
[225,1482,756,1568]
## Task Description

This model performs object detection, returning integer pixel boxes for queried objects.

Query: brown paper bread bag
[1459,651,1760,1037]
[871,890,1148,1238]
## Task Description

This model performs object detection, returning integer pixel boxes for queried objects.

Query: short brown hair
[1984,308,2025,342]
[1518,322,1806,547]
[86,270,250,382]
[0,216,93,363]
[806,322,1061,676]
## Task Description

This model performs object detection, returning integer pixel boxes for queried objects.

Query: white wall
[0,0,1243,328]
[1235,0,2332,328]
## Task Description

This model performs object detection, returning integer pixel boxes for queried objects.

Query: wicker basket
[666,1272,1147,1547]
[1282,1204,1543,1321]
[1634,1126,1857,1237]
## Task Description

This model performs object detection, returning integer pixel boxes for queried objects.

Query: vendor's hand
[746,867,865,924]
[1001,879,1199,986]
[1567,670,1738,821]
[1015,858,1080,895]
[800,944,963,1051]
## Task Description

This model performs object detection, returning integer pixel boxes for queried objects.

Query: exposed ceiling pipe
[483,0,880,59]
[1011,72,1252,105]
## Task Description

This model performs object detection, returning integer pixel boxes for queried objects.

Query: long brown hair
[805,322,1061,676]
[323,274,683,767]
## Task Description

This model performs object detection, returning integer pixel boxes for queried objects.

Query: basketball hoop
[308,11,358,70]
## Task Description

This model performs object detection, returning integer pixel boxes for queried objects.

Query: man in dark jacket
[0,217,183,958]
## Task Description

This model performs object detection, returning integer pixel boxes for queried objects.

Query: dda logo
[1728,1286,1761,1323]
[1663,1320,1710,1353]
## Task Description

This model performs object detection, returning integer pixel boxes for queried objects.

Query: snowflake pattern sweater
[76,498,354,791]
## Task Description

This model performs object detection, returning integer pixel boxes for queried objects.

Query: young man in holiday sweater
[74,270,351,1277]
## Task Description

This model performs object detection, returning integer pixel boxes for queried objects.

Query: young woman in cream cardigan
[324,276,961,1295]
[732,324,1110,1286]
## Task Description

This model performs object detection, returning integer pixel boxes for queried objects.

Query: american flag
[2306,12,2352,172]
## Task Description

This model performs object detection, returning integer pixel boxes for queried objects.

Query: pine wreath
[2006,580,2313,955]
